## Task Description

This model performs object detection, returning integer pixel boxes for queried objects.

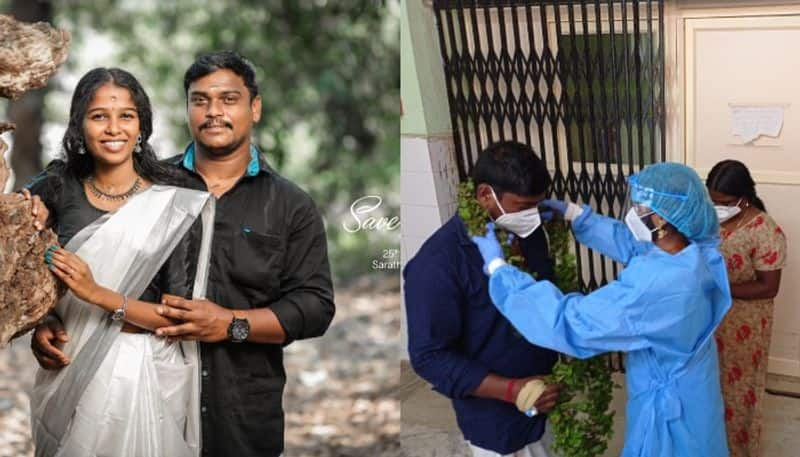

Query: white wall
[675,4,800,376]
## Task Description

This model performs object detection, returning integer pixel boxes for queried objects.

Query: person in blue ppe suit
[471,162,732,457]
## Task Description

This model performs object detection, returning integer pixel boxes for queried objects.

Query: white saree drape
[29,185,215,457]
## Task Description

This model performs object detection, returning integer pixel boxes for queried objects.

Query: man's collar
[181,142,269,177]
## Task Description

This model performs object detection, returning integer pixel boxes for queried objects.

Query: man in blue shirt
[404,141,560,456]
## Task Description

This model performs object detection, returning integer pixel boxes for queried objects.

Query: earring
[134,135,142,154]
[77,140,86,155]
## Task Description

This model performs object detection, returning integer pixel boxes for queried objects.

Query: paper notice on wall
[730,105,785,144]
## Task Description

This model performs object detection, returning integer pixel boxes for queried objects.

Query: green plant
[457,179,616,457]
[544,218,616,457]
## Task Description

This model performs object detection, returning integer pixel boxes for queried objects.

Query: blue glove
[541,199,583,222]
[540,210,555,222]
[471,222,505,273]
[541,199,568,215]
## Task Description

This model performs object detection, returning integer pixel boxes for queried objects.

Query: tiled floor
[399,361,800,457]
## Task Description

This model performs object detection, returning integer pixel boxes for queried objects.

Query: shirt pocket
[228,385,285,456]
[230,227,285,303]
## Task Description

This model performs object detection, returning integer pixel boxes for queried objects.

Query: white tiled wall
[402,171,438,207]
[401,134,458,359]
[400,135,458,263]
[401,204,445,240]
[401,136,434,173]
[429,138,460,224]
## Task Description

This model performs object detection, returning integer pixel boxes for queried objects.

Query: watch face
[230,318,250,341]
[111,309,125,321]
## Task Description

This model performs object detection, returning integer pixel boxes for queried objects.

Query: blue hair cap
[629,162,719,242]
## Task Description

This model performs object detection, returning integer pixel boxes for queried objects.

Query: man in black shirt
[31,51,335,457]
[155,50,335,456]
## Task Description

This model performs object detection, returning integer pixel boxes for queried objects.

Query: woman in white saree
[25,68,213,457]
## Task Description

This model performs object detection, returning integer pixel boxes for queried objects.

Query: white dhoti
[469,425,555,457]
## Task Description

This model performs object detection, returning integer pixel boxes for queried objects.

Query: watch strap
[111,295,128,321]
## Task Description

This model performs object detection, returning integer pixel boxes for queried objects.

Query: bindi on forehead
[88,85,136,110]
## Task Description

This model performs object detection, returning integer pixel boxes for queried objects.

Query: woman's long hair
[61,67,176,184]
[706,160,766,212]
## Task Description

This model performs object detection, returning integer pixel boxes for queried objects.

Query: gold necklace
[86,175,142,201]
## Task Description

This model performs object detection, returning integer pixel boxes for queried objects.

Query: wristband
[487,258,507,275]
[564,202,584,222]
[505,379,517,403]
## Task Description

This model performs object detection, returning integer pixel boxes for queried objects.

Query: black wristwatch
[227,312,250,343]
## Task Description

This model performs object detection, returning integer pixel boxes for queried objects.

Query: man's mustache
[200,121,233,130]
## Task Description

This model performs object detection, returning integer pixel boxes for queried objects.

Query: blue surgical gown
[488,207,731,457]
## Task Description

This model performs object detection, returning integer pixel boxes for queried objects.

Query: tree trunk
[0,0,64,344]
[6,0,53,189]
[0,138,62,346]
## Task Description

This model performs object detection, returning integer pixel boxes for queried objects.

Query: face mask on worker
[490,187,541,238]
[624,207,658,242]
[715,198,742,223]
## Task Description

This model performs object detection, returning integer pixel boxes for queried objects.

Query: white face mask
[624,207,657,242]
[490,188,541,238]
[714,198,742,223]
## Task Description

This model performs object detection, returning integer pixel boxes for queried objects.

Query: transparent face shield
[622,174,690,240]
[621,186,657,241]
[621,178,651,221]
[620,190,652,220]
[623,174,691,215]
